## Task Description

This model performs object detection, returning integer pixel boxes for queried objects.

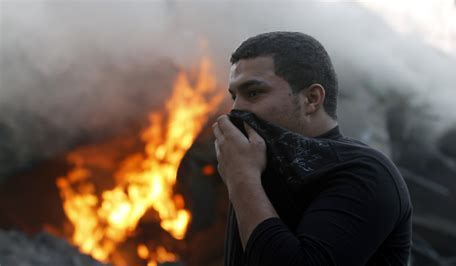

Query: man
[212,32,412,265]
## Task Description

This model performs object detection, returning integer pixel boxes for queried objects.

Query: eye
[248,90,259,98]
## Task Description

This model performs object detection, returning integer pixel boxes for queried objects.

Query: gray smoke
[1,1,455,180]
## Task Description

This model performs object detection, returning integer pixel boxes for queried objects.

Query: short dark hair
[230,31,338,120]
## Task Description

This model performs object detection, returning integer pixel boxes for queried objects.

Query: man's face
[229,56,306,134]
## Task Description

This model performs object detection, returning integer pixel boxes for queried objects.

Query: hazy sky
[359,0,456,56]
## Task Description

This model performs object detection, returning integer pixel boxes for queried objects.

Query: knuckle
[217,115,227,122]
[252,139,264,146]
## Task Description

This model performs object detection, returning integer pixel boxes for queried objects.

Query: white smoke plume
[1,0,455,179]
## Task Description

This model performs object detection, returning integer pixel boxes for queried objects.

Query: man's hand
[213,114,278,248]
[212,115,267,190]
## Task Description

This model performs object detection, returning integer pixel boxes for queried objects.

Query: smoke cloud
[1,0,455,179]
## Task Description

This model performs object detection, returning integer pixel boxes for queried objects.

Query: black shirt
[224,110,413,266]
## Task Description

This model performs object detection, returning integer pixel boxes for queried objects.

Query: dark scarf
[224,110,376,266]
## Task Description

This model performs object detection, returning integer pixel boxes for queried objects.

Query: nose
[232,98,248,111]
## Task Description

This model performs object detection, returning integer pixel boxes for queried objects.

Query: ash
[0,229,110,266]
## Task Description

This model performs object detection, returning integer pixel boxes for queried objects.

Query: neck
[301,115,338,138]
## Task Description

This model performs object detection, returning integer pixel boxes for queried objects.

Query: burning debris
[0,229,110,266]
[54,57,222,265]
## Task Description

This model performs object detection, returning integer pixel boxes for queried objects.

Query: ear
[299,84,326,115]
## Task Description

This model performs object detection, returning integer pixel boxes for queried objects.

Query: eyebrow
[228,80,268,95]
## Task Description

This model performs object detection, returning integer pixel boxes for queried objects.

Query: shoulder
[330,135,407,189]
[322,138,412,221]
[293,141,413,265]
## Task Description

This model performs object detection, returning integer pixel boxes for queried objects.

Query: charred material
[0,229,111,266]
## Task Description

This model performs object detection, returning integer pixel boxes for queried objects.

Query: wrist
[227,173,263,199]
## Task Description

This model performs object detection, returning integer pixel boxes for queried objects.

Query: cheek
[249,99,282,120]
[266,97,303,130]
[255,100,295,126]
[237,93,300,129]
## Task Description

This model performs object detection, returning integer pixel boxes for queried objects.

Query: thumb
[243,122,263,143]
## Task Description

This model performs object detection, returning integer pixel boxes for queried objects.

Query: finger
[212,122,225,141]
[244,122,264,143]
[217,115,246,140]
[214,139,220,158]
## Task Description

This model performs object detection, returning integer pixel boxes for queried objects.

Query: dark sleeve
[244,166,405,266]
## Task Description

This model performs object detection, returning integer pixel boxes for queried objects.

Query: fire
[138,244,177,266]
[56,57,223,264]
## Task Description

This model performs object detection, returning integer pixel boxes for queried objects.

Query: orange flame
[56,57,223,264]
[146,245,178,266]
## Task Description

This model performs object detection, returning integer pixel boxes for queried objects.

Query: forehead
[229,56,277,86]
